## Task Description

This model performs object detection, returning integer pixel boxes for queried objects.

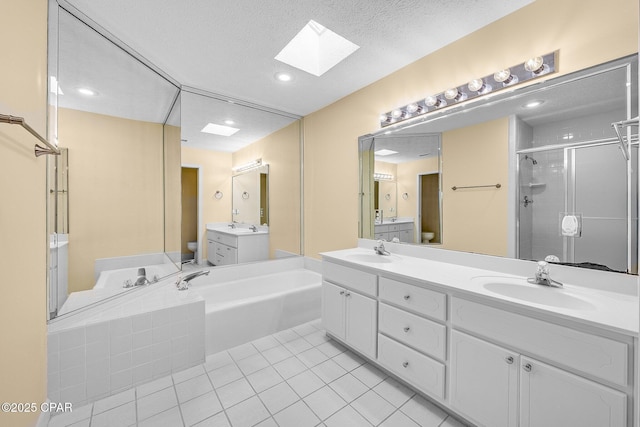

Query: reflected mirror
[232,165,269,226]
[360,54,638,274]
[47,4,181,320]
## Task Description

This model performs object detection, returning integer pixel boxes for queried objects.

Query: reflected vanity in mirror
[47,4,181,320]
[360,54,638,274]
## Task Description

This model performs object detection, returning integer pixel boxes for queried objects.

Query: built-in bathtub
[192,267,322,355]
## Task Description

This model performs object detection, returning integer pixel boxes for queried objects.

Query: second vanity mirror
[232,164,269,225]
[360,54,638,274]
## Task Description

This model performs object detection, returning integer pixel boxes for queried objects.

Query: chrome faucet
[374,240,391,256]
[528,261,563,287]
[249,225,258,232]
[134,268,150,286]
[228,223,236,229]
[176,270,210,290]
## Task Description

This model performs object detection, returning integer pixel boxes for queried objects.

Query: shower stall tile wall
[47,300,205,406]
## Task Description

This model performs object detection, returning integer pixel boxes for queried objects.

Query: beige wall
[233,121,301,257]
[0,1,48,426]
[303,0,638,258]
[441,118,510,256]
[59,108,165,292]
[181,146,233,261]
[164,124,182,260]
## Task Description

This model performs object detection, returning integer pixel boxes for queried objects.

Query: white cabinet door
[345,290,377,359]
[519,357,626,427]
[207,239,215,264]
[322,281,345,340]
[449,330,518,427]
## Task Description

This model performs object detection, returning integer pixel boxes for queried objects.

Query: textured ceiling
[61,0,534,118]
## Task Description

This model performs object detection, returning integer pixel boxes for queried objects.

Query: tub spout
[176,270,210,290]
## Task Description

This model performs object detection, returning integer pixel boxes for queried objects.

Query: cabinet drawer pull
[403,327,410,333]
[402,361,409,368]
[403,295,411,300]
[345,292,351,297]
[523,363,532,372]
[339,291,345,295]
[505,356,514,364]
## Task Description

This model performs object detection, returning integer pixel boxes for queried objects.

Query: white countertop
[321,248,638,336]
[207,226,268,236]
[375,219,413,225]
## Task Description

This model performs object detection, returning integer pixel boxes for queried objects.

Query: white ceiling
[57,0,535,151]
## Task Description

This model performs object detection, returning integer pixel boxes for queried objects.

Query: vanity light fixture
[373,173,394,181]
[379,51,557,128]
[232,158,262,173]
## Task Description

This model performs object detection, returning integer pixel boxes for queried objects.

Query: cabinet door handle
[523,363,532,372]
[402,361,409,368]
[403,295,411,300]
[505,356,514,364]
[403,327,410,333]
[339,291,345,295]
[345,292,351,297]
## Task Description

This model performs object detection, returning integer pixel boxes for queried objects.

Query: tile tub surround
[48,319,469,427]
[48,301,205,407]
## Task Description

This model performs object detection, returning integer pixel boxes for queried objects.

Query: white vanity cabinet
[206,229,269,266]
[374,221,414,243]
[450,298,629,427]
[322,262,378,359]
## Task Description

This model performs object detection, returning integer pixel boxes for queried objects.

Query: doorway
[181,166,201,264]
[418,173,442,244]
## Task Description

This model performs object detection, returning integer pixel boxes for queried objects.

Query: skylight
[201,123,240,137]
[375,149,398,156]
[275,20,359,77]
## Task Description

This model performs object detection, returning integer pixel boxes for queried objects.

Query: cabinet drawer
[389,224,400,232]
[211,231,237,248]
[398,223,413,231]
[377,334,445,400]
[379,277,446,321]
[451,297,628,386]
[374,232,387,240]
[375,225,390,233]
[379,303,446,361]
[323,261,377,297]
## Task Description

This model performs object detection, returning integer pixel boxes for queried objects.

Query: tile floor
[49,319,470,427]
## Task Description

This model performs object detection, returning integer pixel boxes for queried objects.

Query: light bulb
[406,103,420,114]
[524,57,545,74]
[391,109,403,119]
[444,88,466,102]
[467,78,492,94]
[494,69,518,85]
[425,96,446,108]
[379,114,391,123]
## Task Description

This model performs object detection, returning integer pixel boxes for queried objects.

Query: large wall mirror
[360,54,638,274]
[47,3,181,320]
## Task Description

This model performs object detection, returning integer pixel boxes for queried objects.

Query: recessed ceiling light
[78,88,97,96]
[201,123,240,137]
[275,20,359,77]
[523,100,545,109]
[375,149,398,156]
[224,119,235,125]
[275,72,292,82]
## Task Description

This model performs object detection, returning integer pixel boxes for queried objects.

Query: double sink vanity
[321,243,638,427]
[206,225,269,266]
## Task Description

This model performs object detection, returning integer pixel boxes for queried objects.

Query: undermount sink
[345,253,399,264]
[473,277,595,310]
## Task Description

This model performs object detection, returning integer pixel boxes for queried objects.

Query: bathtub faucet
[176,270,210,290]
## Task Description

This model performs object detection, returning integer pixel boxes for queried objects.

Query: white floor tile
[228,342,258,361]
[304,385,347,421]
[439,415,471,427]
[216,378,255,409]
[304,330,331,346]
[283,337,313,354]
[48,403,93,427]
[258,381,300,414]
[373,377,415,408]
[191,411,230,427]
[246,366,284,393]
[332,350,365,372]
[254,417,278,427]
[92,388,135,414]
[175,373,214,403]
[90,401,136,427]
[329,373,369,403]
[236,352,270,376]
[287,370,325,397]
[273,400,320,427]
[137,406,184,427]
[136,374,174,398]
[273,329,301,344]
[311,358,348,383]
[180,391,224,426]
[252,335,281,352]
[291,322,318,337]
[204,351,234,372]
[67,419,90,427]
[207,363,243,388]
[316,340,346,358]
[380,410,421,427]
[351,363,387,388]
[400,394,448,427]
[225,396,270,427]
[173,364,205,384]
[137,386,178,421]
[352,390,396,425]
[296,347,329,368]
[324,405,373,427]
[273,356,308,379]
[261,344,293,364]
